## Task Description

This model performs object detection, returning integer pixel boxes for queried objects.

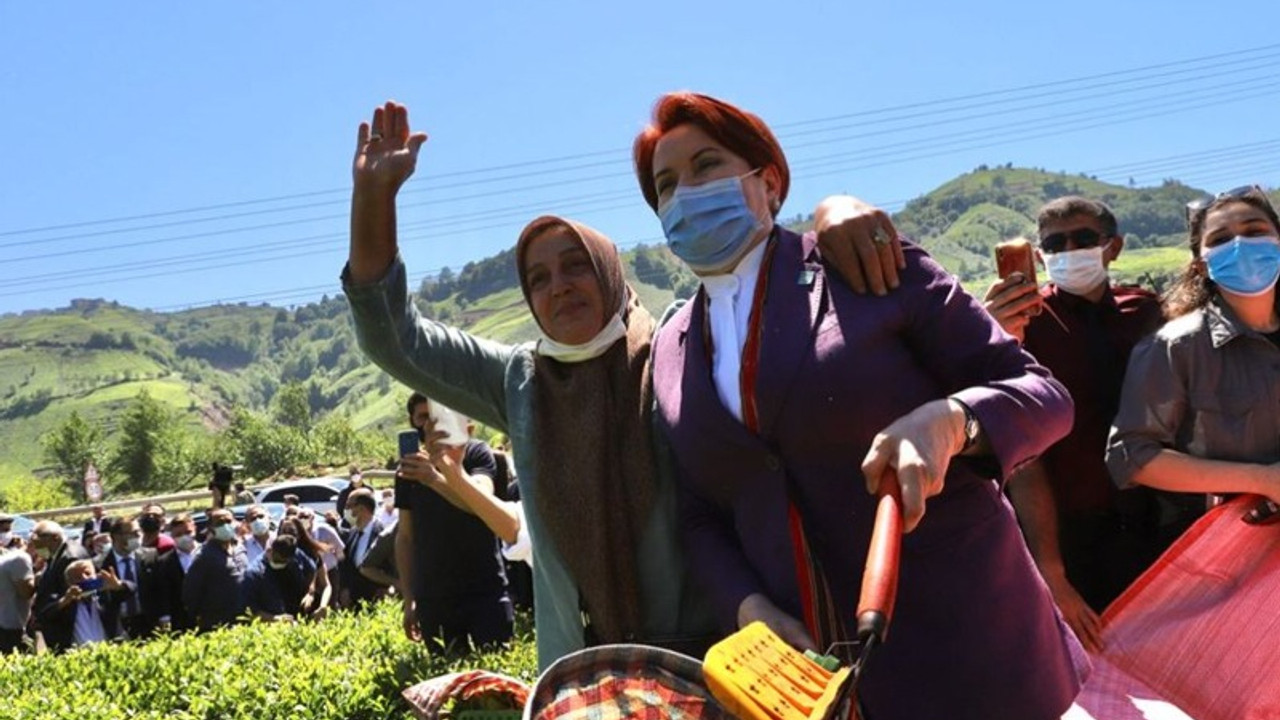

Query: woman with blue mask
[342,100,909,669]
[1108,185,1280,549]
[634,92,1086,720]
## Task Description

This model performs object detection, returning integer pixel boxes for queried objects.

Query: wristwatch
[952,398,980,452]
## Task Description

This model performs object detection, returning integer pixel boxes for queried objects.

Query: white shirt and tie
[178,547,197,574]
[113,551,140,619]
[351,522,376,568]
[702,241,768,424]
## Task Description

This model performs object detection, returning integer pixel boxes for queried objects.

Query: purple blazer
[653,229,1087,719]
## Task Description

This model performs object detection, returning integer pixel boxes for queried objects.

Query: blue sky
[2,1,1279,315]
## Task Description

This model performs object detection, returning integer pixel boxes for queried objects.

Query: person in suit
[634,92,1086,720]
[81,505,113,540]
[97,517,161,640]
[30,521,91,652]
[357,523,398,593]
[339,489,385,608]
[335,466,364,528]
[183,508,249,632]
[155,514,200,632]
[60,559,116,648]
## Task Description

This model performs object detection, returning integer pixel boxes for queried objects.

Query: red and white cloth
[1070,497,1280,720]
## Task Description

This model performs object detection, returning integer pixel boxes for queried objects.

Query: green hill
[2,168,1274,507]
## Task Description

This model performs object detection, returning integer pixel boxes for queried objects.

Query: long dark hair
[276,517,330,561]
[1163,193,1280,319]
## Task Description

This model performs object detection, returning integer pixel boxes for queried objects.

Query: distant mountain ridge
[2,167,1272,494]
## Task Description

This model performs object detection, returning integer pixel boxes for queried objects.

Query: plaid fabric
[524,645,735,720]
[403,670,530,720]
[1068,655,1194,720]
[1076,496,1280,720]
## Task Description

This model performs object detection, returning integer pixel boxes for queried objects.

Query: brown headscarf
[516,216,657,644]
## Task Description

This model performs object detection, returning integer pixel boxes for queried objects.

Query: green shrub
[0,602,537,719]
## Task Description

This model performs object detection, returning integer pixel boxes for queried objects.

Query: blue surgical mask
[212,524,236,543]
[658,171,771,274]
[1204,235,1280,296]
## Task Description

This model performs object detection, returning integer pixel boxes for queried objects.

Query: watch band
[951,398,979,452]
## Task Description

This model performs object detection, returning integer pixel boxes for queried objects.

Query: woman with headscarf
[343,101,907,669]
[634,91,1087,719]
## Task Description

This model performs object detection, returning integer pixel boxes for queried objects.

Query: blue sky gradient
[2,1,1278,314]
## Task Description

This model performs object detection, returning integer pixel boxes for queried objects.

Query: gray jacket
[1108,297,1280,495]
[343,257,712,669]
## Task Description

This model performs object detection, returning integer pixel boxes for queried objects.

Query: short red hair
[633,92,790,214]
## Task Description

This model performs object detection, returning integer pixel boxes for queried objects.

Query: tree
[108,388,170,492]
[273,381,313,432]
[41,411,105,500]
[226,409,310,478]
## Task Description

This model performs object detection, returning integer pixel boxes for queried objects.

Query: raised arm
[343,101,516,430]
[349,101,428,284]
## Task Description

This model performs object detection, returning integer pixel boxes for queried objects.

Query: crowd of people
[1,89,1276,717]
[0,426,533,655]
[344,93,1280,719]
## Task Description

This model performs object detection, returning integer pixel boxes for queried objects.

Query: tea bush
[0,601,538,719]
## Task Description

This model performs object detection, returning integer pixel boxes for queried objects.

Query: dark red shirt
[1023,283,1163,514]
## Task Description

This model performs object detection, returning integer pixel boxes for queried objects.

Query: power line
[7,66,1275,271]
[3,42,1279,241]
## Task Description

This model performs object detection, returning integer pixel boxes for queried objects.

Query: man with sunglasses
[984,196,1163,654]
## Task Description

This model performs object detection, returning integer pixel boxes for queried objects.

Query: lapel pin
[797,269,816,286]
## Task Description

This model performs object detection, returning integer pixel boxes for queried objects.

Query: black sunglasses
[1038,227,1111,254]
[1185,185,1275,224]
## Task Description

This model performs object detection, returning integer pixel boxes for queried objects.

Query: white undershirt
[702,241,768,423]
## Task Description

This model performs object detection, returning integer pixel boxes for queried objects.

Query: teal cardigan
[343,257,712,669]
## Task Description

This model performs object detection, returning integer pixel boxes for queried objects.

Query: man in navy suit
[81,505,113,542]
[339,489,385,608]
[154,514,200,632]
[97,517,161,640]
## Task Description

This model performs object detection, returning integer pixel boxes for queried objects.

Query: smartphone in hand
[994,238,1042,316]
[398,429,421,458]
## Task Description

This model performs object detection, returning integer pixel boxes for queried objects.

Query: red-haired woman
[636,92,1086,719]
[1108,186,1280,547]
[343,101,908,670]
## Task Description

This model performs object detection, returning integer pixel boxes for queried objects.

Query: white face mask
[250,519,271,536]
[0,532,10,547]
[212,524,236,543]
[175,535,197,553]
[343,509,358,525]
[1044,244,1110,296]
[124,537,142,553]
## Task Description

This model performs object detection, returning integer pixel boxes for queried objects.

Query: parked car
[7,514,35,540]
[255,476,349,515]
[190,502,287,541]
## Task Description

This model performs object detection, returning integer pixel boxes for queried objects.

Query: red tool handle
[855,469,903,645]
